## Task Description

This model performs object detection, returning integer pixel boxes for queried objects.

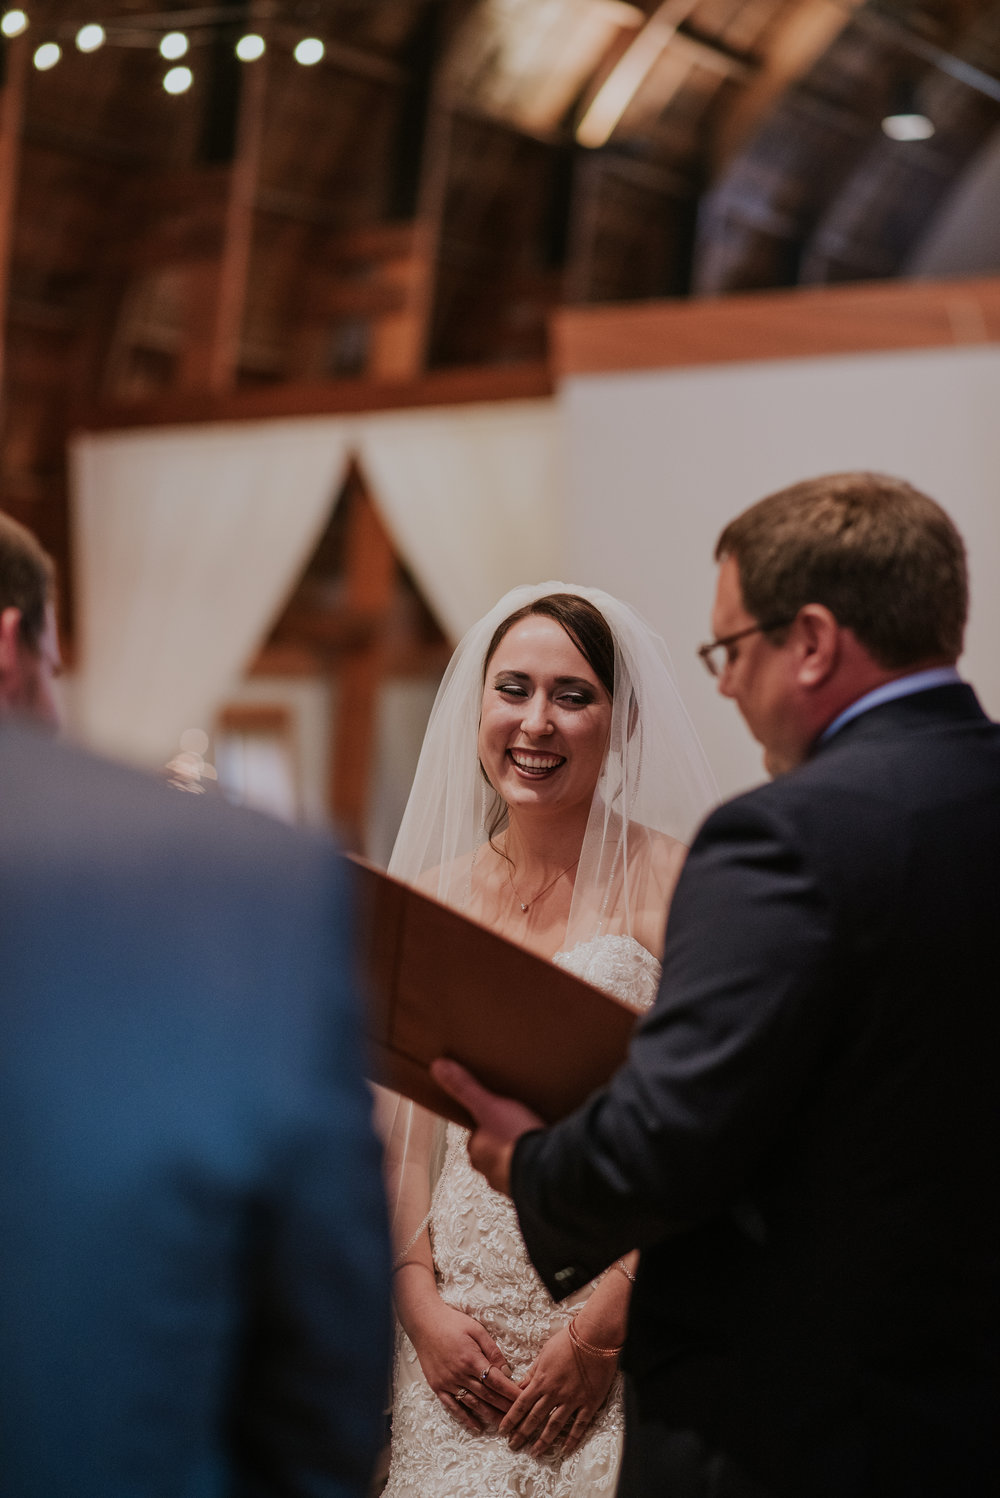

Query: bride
[380,583,716,1496]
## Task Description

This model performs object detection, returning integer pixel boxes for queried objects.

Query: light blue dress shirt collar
[819,666,963,745]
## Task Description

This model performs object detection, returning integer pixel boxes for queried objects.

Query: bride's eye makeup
[493,675,529,698]
[491,674,599,709]
[554,677,598,707]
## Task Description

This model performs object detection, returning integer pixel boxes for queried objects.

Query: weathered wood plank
[0,34,28,409]
[72,360,554,430]
[552,276,1000,376]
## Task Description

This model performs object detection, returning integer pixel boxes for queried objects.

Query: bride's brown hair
[482,593,615,697]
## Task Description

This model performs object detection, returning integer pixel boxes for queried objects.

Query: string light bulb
[163,65,193,94]
[882,111,935,141]
[33,41,60,70]
[76,24,106,54]
[3,12,335,83]
[236,33,265,62]
[1,14,330,78]
[294,37,324,66]
[881,78,935,142]
[1,9,28,38]
[160,31,189,61]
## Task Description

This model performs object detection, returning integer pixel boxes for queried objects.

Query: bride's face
[478,615,612,818]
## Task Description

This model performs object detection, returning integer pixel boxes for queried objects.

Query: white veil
[383,581,718,1252]
[388,580,717,938]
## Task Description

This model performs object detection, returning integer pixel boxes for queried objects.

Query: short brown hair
[715,472,967,668]
[0,510,54,652]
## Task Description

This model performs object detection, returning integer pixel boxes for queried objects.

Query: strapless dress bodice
[553,932,661,1014]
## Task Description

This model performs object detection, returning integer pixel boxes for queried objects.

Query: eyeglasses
[696,618,795,678]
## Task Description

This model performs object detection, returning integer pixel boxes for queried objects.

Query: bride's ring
[455,1387,469,1403]
[479,1366,491,1384]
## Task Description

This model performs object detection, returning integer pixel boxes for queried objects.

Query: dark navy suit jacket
[512,684,1000,1496]
[0,722,391,1498]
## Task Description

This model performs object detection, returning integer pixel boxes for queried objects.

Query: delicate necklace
[506,853,580,913]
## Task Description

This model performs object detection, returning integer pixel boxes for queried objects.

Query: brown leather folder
[349,856,640,1128]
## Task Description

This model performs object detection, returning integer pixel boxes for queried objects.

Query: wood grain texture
[0,33,28,408]
[72,360,554,431]
[552,276,1000,376]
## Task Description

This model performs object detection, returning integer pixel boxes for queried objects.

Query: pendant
[520,901,529,912]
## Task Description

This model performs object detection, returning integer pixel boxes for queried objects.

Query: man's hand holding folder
[431,1057,541,1196]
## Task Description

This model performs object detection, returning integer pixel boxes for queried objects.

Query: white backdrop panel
[561,344,1000,797]
[70,399,562,770]
[72,419,354,766]
[358,400,562,642]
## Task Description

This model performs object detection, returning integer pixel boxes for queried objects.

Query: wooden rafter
[179,46,268,392]
[552,274,1000,376]
[0,33,28,416]
[73,360,553,431]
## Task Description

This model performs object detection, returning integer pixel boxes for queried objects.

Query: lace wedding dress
[381,934,661,1498]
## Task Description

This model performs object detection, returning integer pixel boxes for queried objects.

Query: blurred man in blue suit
[0,510,392,1498]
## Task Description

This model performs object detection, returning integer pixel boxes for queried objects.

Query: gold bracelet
[567,1317,623,1359]
[615,1258,636,1284]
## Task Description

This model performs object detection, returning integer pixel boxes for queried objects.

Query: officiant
[436,472,1000,1498]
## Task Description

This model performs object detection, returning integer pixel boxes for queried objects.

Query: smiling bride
[379,583,716,1497]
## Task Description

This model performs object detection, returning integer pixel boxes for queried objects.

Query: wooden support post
[366,219,434,380]
[329,471,397,851]
[0,33,28,416]
[397,50,458,379]
[177,54,267,393]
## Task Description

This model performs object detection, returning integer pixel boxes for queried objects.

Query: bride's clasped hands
[403,1278,620,1458]
[400,1277,520,1434]
[406,1281,621,1459]
[497,1316,620,1459]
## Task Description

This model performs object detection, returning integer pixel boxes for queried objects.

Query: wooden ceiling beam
[709,0,864,170]
[576,0,702,148]
[671,26,756,81]
[72,358,553,431]
[552,273,1000,375]
[0,33,28,417]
